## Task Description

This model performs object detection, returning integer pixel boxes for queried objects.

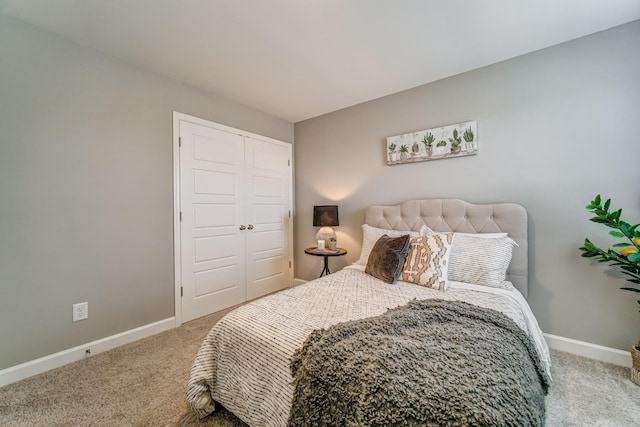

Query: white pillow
[355,224,427,266]
[455,232,508,238]
[448,234,517,288]
[423,225,508,239]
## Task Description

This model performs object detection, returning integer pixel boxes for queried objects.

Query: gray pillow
[364,234,411,284]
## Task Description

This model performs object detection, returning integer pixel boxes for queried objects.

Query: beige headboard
[364,199,528,297]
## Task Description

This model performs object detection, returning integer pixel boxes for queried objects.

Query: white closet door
[244,137,292,300]
[179,121,246,322]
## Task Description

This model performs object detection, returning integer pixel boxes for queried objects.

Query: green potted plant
[463,127,475,151]
[579,194,640,385]
[388,143,397,162]
[411,141,420,157]
[435,139,447,156]
[422,132,435,157]
[328,236,337,250]
[449,129,462,154]
[399,144,409,160]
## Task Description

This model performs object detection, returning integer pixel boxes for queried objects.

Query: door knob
[239,225,246,230]
[247,224,254,230]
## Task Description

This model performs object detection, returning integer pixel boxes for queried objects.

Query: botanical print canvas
[386,121,477,165]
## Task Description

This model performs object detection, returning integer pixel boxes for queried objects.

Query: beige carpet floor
[1,307,639,427]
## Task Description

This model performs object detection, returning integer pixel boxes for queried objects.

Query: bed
[186,199,551,426]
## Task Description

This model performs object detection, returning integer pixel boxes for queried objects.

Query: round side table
[304,247,347,277]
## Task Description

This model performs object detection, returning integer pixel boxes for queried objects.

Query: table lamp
[313,205,339,244]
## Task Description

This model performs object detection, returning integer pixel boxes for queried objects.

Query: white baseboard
[0,317,175,388]
[544,333,631,367]
[293,278,307,286]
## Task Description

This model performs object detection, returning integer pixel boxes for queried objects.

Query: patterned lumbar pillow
[364,234,411,284]
[448,234,517,288]
[401,233,453,291]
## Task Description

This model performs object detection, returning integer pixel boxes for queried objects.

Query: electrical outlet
[73,302,88,322]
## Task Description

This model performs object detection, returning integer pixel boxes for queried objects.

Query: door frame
[172,112,294,326]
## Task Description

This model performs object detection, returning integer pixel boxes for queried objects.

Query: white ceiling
[2,0,639,123]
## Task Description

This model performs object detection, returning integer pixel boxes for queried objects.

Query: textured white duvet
[186,266,550,426]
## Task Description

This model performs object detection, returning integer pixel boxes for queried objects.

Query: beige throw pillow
[401,233,453,291]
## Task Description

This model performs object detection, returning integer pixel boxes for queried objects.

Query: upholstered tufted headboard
[364,199,528,297]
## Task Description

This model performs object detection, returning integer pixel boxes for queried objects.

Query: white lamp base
[315,227,336,244]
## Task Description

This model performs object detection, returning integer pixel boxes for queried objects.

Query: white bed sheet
[187,266,550,426]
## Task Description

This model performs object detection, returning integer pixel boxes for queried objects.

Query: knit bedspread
[186,267,550,426]
[288,298,551,427]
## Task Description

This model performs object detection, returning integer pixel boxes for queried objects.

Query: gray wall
[294,21,640,351]
[0,15,293,370]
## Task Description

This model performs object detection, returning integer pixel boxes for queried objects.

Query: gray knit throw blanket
[288,299,550,427]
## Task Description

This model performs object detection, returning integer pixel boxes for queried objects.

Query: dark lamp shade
[313,205,339,227]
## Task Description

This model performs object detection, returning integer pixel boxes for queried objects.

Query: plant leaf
[620,223,630,236]
[627,253,640,262]
[612,209,622,220]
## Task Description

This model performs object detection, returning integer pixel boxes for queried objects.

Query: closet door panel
[179,121,246,322]
[244,137,292,300]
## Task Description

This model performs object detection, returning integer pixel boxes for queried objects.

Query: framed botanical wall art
[386,121,477,165]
